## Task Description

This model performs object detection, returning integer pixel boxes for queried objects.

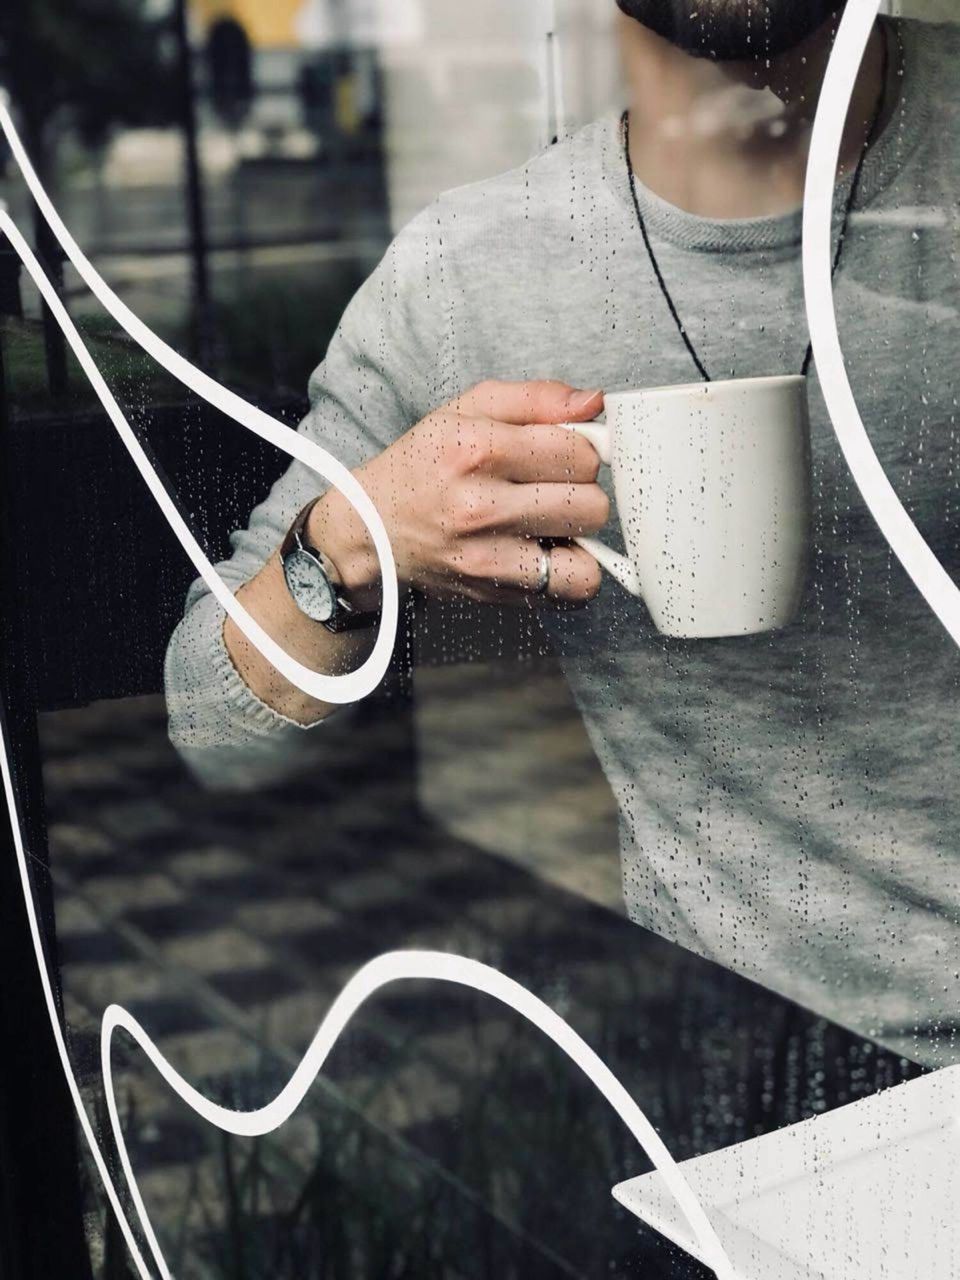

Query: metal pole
[30,201,69,399]
[0,321,92,1279]
[173,0,215,368]
[0,235,23,319]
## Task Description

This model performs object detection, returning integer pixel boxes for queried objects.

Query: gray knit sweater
[166,18,960,1066]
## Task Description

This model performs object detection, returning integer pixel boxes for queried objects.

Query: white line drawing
[2,674,739,1278]
[102,955,736,1280]
[0,91,398,708]
[802,0,960,648]
[0,95,735,1280]
[0,0,952,1272]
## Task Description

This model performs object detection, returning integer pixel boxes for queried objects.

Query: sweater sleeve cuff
[209,607,322,736]
[164,588,339,764]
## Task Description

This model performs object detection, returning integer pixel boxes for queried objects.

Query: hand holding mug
[309,379,610,609]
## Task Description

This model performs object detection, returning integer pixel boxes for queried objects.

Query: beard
[615,0,847,62]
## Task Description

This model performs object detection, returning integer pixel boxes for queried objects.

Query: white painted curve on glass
[0,672,736,1279]
[102,953,738,1280]
[0,94,398,706]
[9,1,941,1265]
[802,0,960,650]
[0,98,735,1280]
[0,711,156,1276]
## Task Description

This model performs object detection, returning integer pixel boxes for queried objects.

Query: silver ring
[532,547,552,596]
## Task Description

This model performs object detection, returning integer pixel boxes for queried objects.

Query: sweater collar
[597,17,929,255]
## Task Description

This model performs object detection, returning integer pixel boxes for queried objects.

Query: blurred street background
[0,6,630,1274]
[0,0,622,404]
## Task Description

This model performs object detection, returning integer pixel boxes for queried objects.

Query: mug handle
[557,421,642,597]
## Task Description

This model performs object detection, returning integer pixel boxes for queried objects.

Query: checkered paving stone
[41,662,664,1277]
[38,660,882,1279]
[414,663,623,911]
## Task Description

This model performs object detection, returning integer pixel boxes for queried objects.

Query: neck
[621,14,890,219]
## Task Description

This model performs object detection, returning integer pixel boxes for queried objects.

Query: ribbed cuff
[210,608,318,736]
[164,589,334,762]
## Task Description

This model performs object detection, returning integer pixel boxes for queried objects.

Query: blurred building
[186,0,622,229]
[374,0,621,230]
[189,0,383,158]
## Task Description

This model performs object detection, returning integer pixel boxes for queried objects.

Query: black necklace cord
[799,23,892,376]
[623,21,894,384]
[623,110,712,382]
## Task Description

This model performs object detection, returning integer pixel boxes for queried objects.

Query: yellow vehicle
[191,0,306,50]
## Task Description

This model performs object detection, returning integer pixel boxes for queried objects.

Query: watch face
[283,548,337,623]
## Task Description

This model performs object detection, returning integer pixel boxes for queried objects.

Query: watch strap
[280,498,322,561]
[281,499,380,633]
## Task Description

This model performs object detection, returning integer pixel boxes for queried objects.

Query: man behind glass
[166,1,960,1067]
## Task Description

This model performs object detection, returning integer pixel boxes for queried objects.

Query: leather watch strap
[280,498,323,562]
[281,498,380,633]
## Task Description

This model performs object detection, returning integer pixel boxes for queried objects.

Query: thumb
[455,379,603,426]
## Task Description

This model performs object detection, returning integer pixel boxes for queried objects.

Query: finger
[483,423,602,483]
[453,379,603,426]
[537,544,604,605]
[462,480,610,538]
[446,538,601,606]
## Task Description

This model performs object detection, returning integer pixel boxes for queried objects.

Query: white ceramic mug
[562,374,811,638]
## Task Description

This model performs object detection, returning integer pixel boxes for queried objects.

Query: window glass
[0,3,956,1277]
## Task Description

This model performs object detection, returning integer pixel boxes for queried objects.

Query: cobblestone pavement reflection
[38,662,910,1278]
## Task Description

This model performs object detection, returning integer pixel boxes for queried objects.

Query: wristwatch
[280,499,379,633]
